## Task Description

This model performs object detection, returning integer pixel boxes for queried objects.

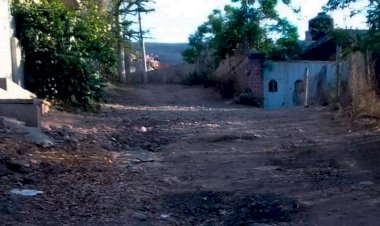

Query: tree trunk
[115,1,126,84]
[138,6,148,84]
[124,44,131,84]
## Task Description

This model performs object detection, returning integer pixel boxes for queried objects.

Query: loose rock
[132,212,148,221]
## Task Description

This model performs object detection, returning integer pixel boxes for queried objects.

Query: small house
[248,12,341,109]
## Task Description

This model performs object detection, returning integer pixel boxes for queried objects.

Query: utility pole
[304,67,310,107]
[137,1,148,84]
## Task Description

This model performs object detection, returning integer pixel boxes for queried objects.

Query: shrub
[12,0,117,109]
[216,80,235,99]
[236,88,263,107]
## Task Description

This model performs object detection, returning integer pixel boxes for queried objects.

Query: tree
[325,0,380,51]
[12,0,117,109]
[182,0,300,66]
[112,0,154,83]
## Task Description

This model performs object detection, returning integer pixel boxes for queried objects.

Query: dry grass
[348,52,380,119]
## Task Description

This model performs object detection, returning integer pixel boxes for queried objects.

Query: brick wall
[248,53,264,98]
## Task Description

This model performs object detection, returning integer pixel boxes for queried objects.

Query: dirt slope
[1,84,380,226]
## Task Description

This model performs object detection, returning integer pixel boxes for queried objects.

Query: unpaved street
[1,85,380,225]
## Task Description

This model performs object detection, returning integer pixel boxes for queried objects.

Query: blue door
[264,79,285,109]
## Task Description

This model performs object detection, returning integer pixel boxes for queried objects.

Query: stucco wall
[129,63,196,85]
[0,0,12,80]
[213,50,265,96]
[263,61,337,109]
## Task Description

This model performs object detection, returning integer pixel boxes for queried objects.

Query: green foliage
[268,18,301,60]
[111,0,154,84]
[116,0,154,41]
[119,0,154,15]
[182,0,300,64]
[325,0,380,52]
[329,29,367,57]
[182,48,198,64]
[12,0,117,109]
[310,19,332,39]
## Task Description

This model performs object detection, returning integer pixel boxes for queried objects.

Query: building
[247,12,341,109]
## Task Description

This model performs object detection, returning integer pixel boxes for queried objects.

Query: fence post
[304,67,310,107]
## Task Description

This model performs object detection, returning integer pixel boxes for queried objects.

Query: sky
[141,0,369,43]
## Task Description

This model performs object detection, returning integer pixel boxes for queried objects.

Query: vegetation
[112,0,154,84]
[12,0,117,109]
[114,0,154,40]
[325,1,380,119]
[12,0,154,109]
[182,0,301,65]
[325,0,380,52]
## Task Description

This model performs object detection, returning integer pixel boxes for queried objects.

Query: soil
[1,84,380,226]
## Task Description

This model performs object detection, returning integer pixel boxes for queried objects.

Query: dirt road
[1,85,380,225]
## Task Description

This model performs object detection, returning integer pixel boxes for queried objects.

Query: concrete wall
[213,50,265,97]
[0,99,41,127]
[0,1,47,128]
[0,78,36,99]
[0,0,24,87]
[10,37,24,86]
[263,61,337,109]
[213,49,251,92]
[0,0,13,80]
[129,63,196,84]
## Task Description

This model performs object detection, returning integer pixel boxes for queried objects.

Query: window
[268,80,278,92]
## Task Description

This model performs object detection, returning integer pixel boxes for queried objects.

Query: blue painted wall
[263,61,336,109]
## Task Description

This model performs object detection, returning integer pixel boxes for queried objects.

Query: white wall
[0,0,12,80]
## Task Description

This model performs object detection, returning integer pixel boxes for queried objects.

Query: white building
[0,0,13,81]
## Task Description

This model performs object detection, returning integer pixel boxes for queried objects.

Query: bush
[12,0,117,109]
[184,72,213,86]
[236,89,263,107]
[216,81,235,99]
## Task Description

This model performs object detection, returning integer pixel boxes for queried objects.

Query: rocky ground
[1,84,380,226]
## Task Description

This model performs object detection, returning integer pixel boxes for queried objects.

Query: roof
[300,29,369,61]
